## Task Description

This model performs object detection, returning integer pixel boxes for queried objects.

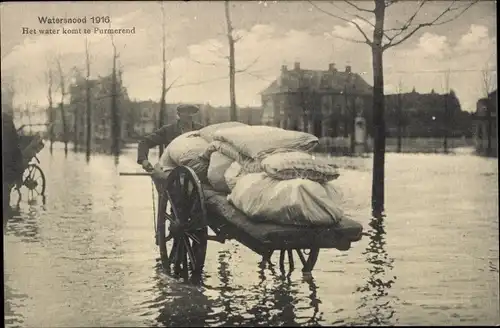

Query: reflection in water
[4,274,29,328]
[206,250,323,326]
[4,203,41,243]
[148,263,212,327]
[355,217,398,325]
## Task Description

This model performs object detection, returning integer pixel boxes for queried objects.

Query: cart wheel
[22,164,46,196]
[156,166,208,282]
[277,248,320,274]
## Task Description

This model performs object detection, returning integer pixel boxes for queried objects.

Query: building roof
[476,88,497,116]
[260,65,373,96]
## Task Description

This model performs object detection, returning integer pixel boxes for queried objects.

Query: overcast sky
[1,1,497,112]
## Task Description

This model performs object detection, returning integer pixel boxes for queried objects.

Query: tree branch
[235,56,260,73]
[329,1,376,29]
[344,0,374,13]
[190,58,221,67]
[308,0,373,45]
[55,56,66,97]
[328,33,369,45]
[165,76,180,93]
[383,0,478,50]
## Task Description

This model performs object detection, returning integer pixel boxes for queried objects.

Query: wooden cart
[13,125,48,199]
[129,165,364,283]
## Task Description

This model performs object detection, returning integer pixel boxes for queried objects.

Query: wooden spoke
[184,236,197,269]
[168,239,179,264]
[156,166,208,283]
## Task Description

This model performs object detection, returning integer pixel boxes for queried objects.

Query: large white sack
[199,122,248,143]
[207,151,234,193]
[159,131,210,181]
[228,172,344,227]
[261,151,340,183]
[224,161,247,190]
[213,125,319,159]
[202,140,262,173]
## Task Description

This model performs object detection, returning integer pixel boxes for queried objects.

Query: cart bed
[203,187,363,256]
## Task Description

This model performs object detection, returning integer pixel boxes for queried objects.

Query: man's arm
[137,125,171,164]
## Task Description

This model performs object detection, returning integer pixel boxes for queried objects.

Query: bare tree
[225,0,237,121]
[309,0,478,218]
[109,24,120,157]
[190,2,259,123]
[442,69,451,153]
[55,56,69,154]
[158,1,179,157]
[45,67,55,153]
[481,64,496,156]
[85,38,92,160]
[396,79,403,153]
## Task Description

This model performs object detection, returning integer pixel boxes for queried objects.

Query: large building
[384,88,467,138]
[49,71,132,151]
[473,89,497,156]
[259,62,373,139]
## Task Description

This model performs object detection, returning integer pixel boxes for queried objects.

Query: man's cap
[177,104,199,115]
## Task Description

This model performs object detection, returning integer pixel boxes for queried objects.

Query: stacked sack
[203,125,345,227]
[158,123,346,227]
[158,130,211,183]
[156,122,247,186]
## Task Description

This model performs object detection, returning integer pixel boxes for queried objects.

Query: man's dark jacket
[2,112,23,183]
[137,122,204,164]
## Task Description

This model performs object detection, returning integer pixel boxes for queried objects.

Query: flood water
[3,145,499,327]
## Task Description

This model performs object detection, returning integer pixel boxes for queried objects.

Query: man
[2,110,23,224]
[138,104,206,277]
[137,104,203,176]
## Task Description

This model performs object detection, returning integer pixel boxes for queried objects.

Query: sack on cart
[202,140,261,173]
[213,125,319,159]
[199,122,247,143]
[159,131,210,180]
[228,172,345,227]
[260,151,340,183]
[207,151,234,193]
[224,161,248,191]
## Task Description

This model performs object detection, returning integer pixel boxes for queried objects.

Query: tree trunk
[443,93,449,153]
[371,0,386,218]
[225,1,237,121]
[486,103,492,156]
[350,96,356,155]
[60,102,68,154]
[85,40,92,160]
[47,70,54,154]
[397,91,402,153]
[110,55,120,156]
[159,2,167,158]
[48,106,54,154]
[73,106,78,152]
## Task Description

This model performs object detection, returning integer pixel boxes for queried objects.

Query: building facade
[260,62,373,141]
[48,71,132,152]
[473,89,497,157]
[199,104,262,126]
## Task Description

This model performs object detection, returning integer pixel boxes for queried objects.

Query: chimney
[329,63,336,71]
[345,65,352,73]
[294,62,300,71]
[281,64,288,72]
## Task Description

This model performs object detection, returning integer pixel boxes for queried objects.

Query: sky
[1,0,497,113]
